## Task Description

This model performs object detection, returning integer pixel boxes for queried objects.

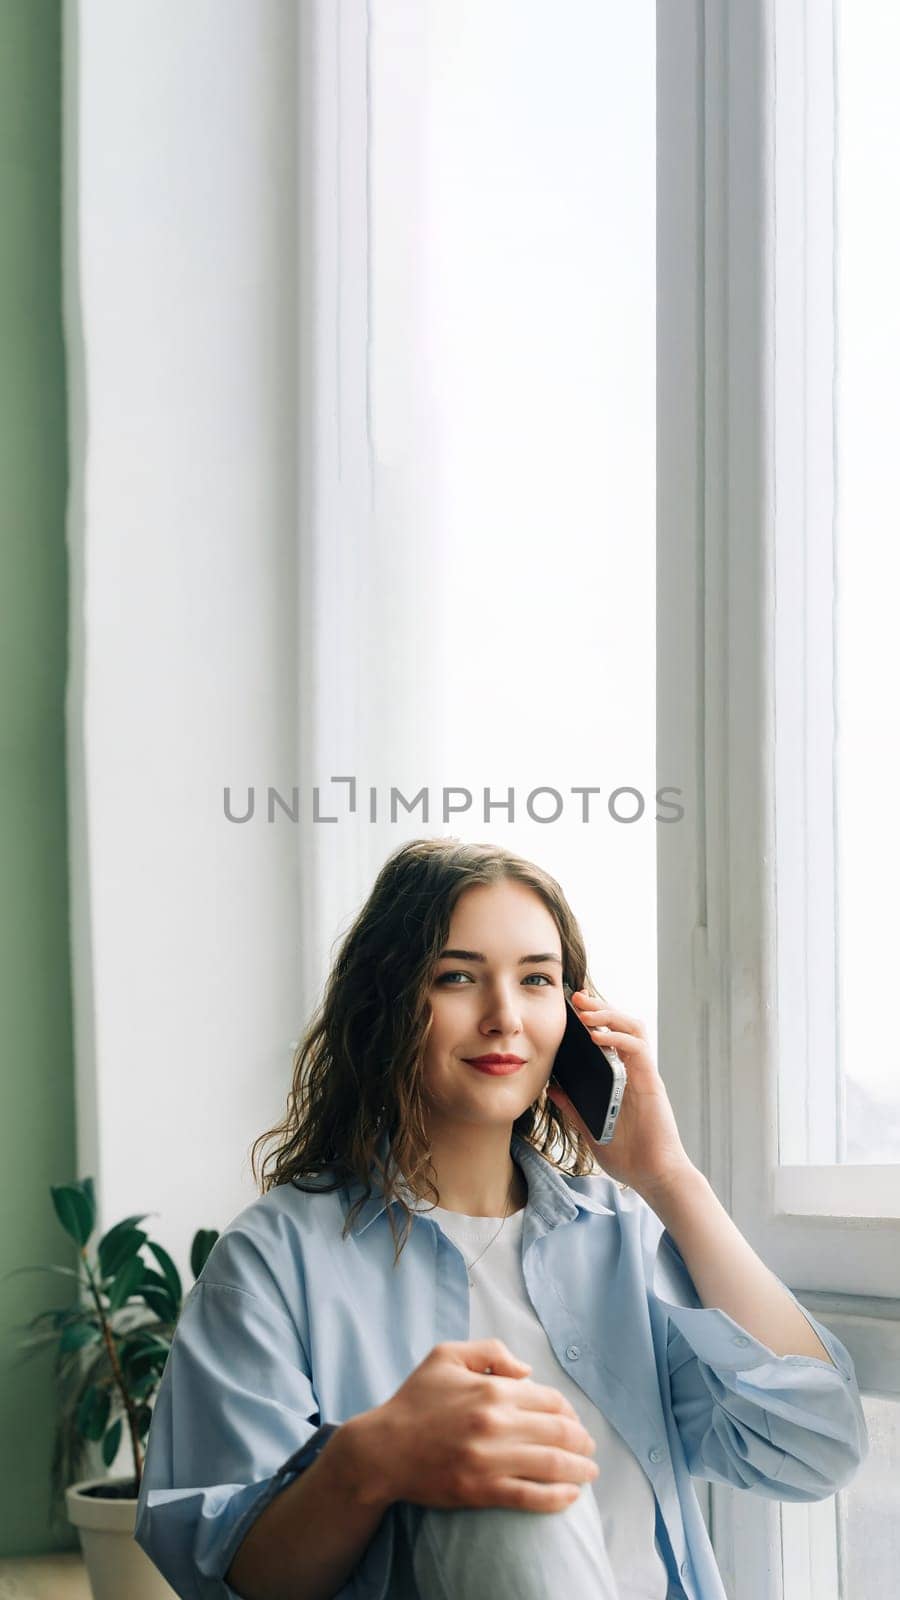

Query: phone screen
[549,992,626,1143]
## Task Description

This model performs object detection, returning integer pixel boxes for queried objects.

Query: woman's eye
[436,972,553,986]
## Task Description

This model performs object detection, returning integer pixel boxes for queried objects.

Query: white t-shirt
[428,1201,670,1600]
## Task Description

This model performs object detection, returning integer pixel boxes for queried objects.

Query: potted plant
[5,1177,218,1600]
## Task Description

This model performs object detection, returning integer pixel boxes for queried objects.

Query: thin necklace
[460,1169,516,1289]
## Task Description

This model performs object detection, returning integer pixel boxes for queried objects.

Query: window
[658,1,899,1593]
[774,0,900,1221]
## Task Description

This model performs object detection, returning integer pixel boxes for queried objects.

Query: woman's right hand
[348,1338,599,1514]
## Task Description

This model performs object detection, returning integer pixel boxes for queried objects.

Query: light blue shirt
[135,1131,868,1599]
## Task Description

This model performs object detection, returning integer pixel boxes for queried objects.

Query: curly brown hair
[250,836,610,1265]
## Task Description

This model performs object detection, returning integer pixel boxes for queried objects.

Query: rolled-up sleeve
[651,1230,869,1502]
[134,1234,323,1598]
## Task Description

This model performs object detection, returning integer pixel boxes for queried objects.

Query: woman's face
[422,878,569,1128]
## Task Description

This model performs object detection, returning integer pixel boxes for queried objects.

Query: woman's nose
[479,987,523,1032]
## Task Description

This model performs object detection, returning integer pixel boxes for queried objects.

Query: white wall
[64,0,304,1280]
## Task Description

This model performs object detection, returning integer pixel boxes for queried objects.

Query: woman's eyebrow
[437,949,563,965]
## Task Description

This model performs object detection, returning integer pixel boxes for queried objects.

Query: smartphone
[549,985,627,1144]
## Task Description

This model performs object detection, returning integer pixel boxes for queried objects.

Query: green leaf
[1,1263,85,1287]
[10,1307,95,1359]
[146,1241,182,1309]
[76,1385,110,1443]
[50,1185,94,1248]
[121,1332,170,1364]
[129,1370,159,1402]
[106,1255,145,1313]
[118,1330,170,1364]
[137,1268,177,1319]
[138,1285,176,1322]
[101,1417,123,1468]
[135,1403,152,1438]
[11,1331,68,1364]
[98,1227,148,1282]
[120,1327,170,1350]
[17,1304,87,1340]
[121,1343,168,1389]
[60,1323,102,1355]
[190,1229,219,1279]
[97,1213,156,1261]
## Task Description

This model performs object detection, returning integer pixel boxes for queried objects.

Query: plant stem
[81,1248,144,1492]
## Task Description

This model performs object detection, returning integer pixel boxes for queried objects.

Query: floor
[0,1554,90,1600]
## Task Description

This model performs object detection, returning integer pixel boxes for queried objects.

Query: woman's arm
[647,1174,868,1499]
[225,1409,391,1600]
[134,1229,399,1599]
[641,1164,833,1362]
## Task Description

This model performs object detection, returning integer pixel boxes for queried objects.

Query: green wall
[0,0,78,1556]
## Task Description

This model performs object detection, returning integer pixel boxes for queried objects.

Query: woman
[135,838,867,1600]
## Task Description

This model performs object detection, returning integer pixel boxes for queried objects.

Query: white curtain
[63,0,656,1286]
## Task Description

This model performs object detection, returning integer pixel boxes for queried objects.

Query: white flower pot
[65,1477,178,1600]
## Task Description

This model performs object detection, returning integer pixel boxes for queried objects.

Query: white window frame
[658,2,900,1595]
[771,0,900,1219]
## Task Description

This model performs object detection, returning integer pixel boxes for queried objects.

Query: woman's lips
[464,1059,525,1076]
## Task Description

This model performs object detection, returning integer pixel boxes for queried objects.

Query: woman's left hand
[545,993,697,1198]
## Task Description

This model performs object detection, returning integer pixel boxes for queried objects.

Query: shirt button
[565,1344,581,1361]
[648,1445,664,1463]
[733,1335,750,1346]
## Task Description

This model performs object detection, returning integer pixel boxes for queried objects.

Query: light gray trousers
[387,1479,624,1600]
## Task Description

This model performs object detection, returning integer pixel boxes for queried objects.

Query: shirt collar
[342,1127,617,1236]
